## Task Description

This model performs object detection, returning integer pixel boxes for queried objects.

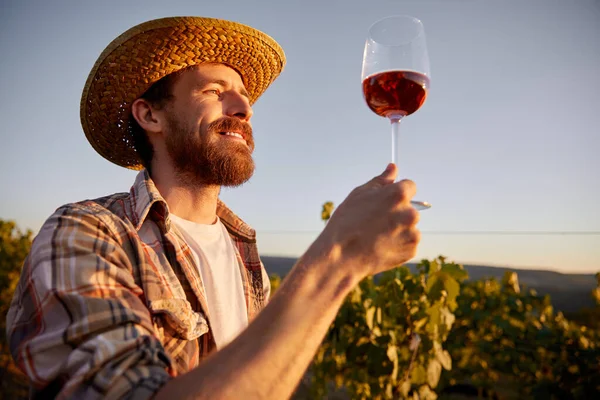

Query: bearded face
[165,111,255,187]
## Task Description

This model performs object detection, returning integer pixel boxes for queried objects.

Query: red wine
[362,70,429,118]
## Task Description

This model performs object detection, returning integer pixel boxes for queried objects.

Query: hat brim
[80,16,285,170]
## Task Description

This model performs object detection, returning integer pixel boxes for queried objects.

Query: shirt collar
[130,169,256,242]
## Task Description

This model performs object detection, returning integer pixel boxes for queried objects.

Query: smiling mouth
[220,131,245,141]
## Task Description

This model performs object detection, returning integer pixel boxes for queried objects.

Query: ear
[131,98,164,135]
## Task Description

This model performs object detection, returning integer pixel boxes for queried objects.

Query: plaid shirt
[6,170,270,399]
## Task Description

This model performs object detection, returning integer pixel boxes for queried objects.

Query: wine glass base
[411,200,431,210]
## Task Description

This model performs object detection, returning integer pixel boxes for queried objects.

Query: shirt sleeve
[6,204,174,399]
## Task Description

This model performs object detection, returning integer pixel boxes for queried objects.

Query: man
[7,16,420,399]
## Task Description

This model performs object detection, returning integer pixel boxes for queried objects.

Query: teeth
[223,132,244,140]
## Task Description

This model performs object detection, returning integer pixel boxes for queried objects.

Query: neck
[151,162,221,225]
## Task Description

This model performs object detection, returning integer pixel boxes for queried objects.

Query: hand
[320,163,421,277]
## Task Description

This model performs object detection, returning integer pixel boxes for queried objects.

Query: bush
[0,220,32,399]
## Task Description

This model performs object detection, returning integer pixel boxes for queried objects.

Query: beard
[164,112,255,187]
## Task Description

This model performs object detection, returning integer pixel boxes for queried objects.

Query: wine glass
[361,15,431,210]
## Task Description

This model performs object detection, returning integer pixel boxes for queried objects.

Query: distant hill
[261,256,597,313]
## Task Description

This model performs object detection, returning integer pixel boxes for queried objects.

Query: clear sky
[1,0,599,273]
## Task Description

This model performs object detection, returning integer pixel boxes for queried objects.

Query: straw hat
[80,16,285,170]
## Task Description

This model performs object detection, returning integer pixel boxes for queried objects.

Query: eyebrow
[197,79,249,99]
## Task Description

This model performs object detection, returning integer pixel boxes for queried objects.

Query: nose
[224,91,253,121]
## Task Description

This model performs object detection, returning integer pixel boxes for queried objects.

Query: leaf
[399,346,411,361]
[446,298,459,312]
[414,317,428,331]
[387,345,398,362]
[437,349,452,370]
[419,259,430,274]
[427,302,441,320]
[593,287,600,305]
[427,359,442,387]
[334,373,344,387]
[386,383,393,398]
[427,259,441,274]
[400,381,411,397]
[366,306,376,330]
[442,276,460,302]
[321,201,335,222]
[419,384,438,400]
[440,307,456,332]
[356,336,370,347]
[387,345,399,381]
[411,365,427,385]
[349,286,362,304]
[502,271,521,293]
[425,274,438,291]
[441,263,469,282]
[388,330,397,345]
[395,266,411,281]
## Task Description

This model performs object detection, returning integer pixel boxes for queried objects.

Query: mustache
[209,117,253,143]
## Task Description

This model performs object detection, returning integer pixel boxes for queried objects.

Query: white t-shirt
[170,214,248,349]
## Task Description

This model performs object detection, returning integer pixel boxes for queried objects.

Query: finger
[406,227,421,247]
[365,163,398,188]
[386,179,417,205]
[393,206,420,228]
[389,226,421,262]
[402,228,421,256]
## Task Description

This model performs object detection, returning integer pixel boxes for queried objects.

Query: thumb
[367,163,397,187]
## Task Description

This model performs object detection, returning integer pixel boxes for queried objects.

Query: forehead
[176,63,246,89]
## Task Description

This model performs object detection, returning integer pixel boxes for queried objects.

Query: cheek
[198,118,214,139]
[194,103,221,129]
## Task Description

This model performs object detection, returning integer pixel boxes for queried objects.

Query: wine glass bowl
[361,15,430,82]
[362,70,429,120]
[361,15,431,210]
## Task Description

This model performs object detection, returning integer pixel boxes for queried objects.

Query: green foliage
[565,272,600,331]
[321,201,335,223]
[308,256,467,400]
[289,202,600,399]
[297,263,600,400]
[0,220,31,318]
[0,219,32,398]
[269,273,282,294]
[441,272,600,398]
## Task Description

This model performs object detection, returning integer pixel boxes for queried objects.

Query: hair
[129,67,191,173]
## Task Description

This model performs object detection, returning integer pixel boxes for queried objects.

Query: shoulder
[46,192,134,235]
[27,192,140,264]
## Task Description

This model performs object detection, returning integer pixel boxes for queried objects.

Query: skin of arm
[154,163,421,400]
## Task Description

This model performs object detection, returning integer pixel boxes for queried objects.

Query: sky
[1,0,599,273]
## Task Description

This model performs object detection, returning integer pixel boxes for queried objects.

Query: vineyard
[280,204,600,399]
[1,214,599,399]
[277,259,600,399]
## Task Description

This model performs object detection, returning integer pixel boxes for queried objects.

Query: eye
[204,89,221,96]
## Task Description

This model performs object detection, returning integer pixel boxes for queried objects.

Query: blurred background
[1,0,598,272]
[1,0,599,398]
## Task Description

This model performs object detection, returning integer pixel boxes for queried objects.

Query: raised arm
[155,163,421,400]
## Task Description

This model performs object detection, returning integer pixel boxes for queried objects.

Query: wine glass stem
[391,117,401,182]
